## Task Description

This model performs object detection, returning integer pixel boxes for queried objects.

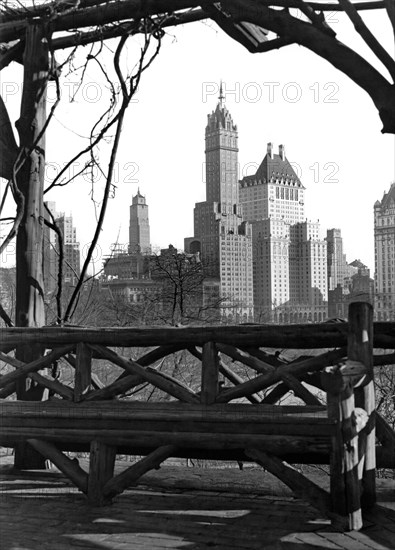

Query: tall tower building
[43,201,81,293]
[129,190,151,254]
[374,182,395,320]
[240,143,327,322]
[326,229,348,291]
[185,88,254,321]
[55,213,81,286]
[43,201,58,296]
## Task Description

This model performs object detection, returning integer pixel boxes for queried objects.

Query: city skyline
[0,11,394,273]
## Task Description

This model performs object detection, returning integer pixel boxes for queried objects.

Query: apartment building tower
[239,143,327,322]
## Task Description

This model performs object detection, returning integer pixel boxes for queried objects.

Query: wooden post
[348,302,376,509]
[88,440,116,506]
[14,22,50,470]
[322,370,362,530]
[322,371,347,518]
[74,343,92,402]
[201,341,219,404]
[340,380,362,530]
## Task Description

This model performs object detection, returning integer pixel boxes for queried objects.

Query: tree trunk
[14,22,49,470]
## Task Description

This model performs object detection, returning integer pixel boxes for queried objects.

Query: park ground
[0,457,394,550]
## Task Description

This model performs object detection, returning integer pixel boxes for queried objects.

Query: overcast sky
[1,6,394,274]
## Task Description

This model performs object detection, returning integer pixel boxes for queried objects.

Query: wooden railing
[0,302,394,531]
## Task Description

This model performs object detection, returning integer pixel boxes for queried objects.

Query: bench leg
[88,440,116,506]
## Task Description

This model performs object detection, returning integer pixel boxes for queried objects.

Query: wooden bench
[0,302,383,531]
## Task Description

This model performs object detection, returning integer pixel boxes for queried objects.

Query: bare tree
[148,246,224,325]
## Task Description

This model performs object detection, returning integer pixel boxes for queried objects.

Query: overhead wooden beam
[0,0,199,43]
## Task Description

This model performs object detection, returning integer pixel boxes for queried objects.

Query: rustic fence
[0,302,394,530]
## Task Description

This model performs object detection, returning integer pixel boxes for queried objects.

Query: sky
[1,5,394,275]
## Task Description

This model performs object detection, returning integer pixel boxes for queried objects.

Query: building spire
[219,80,224,107]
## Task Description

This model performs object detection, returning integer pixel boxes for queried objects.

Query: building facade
[374,182,395,320]
[102,191,155,307]
[43,201,81,295]
[185,90,254,321]
[240,143,327,322]
[326,228,348,291]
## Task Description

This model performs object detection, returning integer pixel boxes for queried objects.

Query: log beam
[74,343,92,402]
[103,445,177,499]
[27,438,88,493]
[0,345,74,388]
[217,347,346,402]
[89,344,200,403]
[1,323,394,349]
[201,341,219,404]
[245,447,348,531]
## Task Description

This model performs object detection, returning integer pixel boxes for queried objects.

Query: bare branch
[338,0,395,82]
[63,22,163,322]
[384,0,395,40]
[224,0,395,132]
[0,303,13,327]
[44,207,63,324]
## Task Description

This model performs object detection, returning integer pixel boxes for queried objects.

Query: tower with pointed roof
[129,189,151,254]
[374,182,395,320]
[185,91,254,321]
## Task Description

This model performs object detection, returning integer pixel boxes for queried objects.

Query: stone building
[239,143,327,322]
[374,182,395,320]
[129,189,151,254]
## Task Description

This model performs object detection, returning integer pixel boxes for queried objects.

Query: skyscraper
[374,182,395,320]
[326,229,348,291]
[129,189,151,254]
[43,202,81,294]
[240,143,327,322]
[102,190,153,305]
[185,88,254,321]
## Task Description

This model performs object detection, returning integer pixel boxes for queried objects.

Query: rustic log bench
[0,396,371,531]
[0,302,387,531]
